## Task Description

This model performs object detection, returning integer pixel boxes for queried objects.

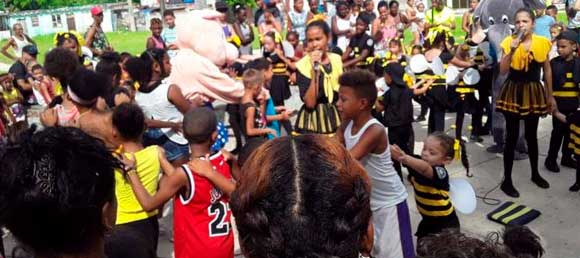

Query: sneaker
[570,183,580,192]
[544,159,560,173]
[561,158,577,169]
[500,181,520,198]
[469,134,483,143]
[486,144,504,153]
[514,151,528,161]
[414,115,426,122]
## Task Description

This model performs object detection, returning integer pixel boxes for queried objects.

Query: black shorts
[105,216,159,258]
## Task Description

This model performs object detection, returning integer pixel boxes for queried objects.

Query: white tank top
[344,118,408,211]
[11,35,31,58]
[135,80,188,145]
[336,15,354,52]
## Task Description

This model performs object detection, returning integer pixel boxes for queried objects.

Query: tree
[6,0,131,11]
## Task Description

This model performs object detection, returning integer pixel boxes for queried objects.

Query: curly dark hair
[339,69,378,108]
[231,135,372,258]
[429,132,470,176]
[502,226,544,258]
[417,230,513,258]
[0,127,121,257]
[112,103,146,141]
[44,47,81,87]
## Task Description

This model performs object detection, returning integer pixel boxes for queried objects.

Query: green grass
[0,31,149,67]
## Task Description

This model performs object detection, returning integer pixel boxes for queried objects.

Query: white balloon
[449,178,477,214]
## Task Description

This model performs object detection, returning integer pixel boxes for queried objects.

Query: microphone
[313,61,320,71]
[515,29,525,41]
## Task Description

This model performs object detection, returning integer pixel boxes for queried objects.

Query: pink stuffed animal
[168,9,244,104]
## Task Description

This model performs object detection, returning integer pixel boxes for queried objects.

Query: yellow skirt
[496,80,548,116]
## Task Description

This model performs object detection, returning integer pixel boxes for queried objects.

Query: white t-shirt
[344,118,408,211]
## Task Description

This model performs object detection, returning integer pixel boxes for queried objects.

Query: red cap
[91,6,103,16]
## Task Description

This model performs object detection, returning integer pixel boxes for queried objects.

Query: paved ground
[3,86,580,258]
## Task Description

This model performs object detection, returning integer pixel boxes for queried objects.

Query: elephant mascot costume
[471,0,547,156]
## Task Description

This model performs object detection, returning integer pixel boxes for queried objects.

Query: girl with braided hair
[231,135,373,258]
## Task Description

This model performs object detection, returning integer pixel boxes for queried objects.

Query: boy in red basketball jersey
[123,107,235,258]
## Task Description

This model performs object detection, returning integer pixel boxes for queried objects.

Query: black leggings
[428,106,446,134]
[273,99,293,135]
[503,113,540,182]
[389,124,413,179]
[455,95,482,139]
[226,104,243,151]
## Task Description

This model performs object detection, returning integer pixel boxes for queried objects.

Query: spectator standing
[534,7,556,40]
[288,0,310,42]
[332,1,356,52]
[146,18,166,50]
[566,0,580,35]
[233,4,255,55]
[424,0,455,45]
[85,6,113,57]
[1,23,35,61]
[161,10,179,58]
[255,0,284,27]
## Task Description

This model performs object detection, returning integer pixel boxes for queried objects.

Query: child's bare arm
[349,124,385,160]
[157,146,176,176]
[188,157,235,196]
[412,79,433,95]
[245,105,276,136]
[390,145,434,179]
[127,168,188,212]
[450,56,474,68]
[553,110,567,123]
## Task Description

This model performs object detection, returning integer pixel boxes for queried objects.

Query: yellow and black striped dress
[267,52,291,105]
[496,34,551,116]
[569,110,580,156]
[408,161,460,238]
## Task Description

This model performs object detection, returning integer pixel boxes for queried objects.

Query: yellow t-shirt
[500,34,551,71]
[115,146,161,225]
[425,7,454,27]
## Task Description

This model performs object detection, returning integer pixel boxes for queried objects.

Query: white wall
[4,9,114,38]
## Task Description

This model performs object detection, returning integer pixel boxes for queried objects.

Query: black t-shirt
[383,84,414,127]
[297,63,337,105]
[8,61,27,88]
[348,33,374,60]
[551,56,580,111]
[407,159,460,238]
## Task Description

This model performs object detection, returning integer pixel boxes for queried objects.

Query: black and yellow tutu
[568,111,580,155]
[496,79,548,116]
[496,34,551,116]
[294,103,340,135]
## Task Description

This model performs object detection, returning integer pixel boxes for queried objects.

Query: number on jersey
[208,201,230,237]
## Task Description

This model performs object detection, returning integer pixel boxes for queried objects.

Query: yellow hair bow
[453,139,461,161]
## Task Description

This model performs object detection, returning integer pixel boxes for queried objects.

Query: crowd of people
[1,0,579,257]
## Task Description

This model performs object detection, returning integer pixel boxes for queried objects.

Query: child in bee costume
[545,30,580,173]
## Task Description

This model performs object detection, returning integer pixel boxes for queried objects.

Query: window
[0,16,8,31]
[31,16,39,27]
[52,14,63,28]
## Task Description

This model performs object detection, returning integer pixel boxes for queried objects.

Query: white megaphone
[409,54,445,76]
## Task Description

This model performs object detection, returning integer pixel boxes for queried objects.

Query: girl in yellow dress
[496,8,555,198]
